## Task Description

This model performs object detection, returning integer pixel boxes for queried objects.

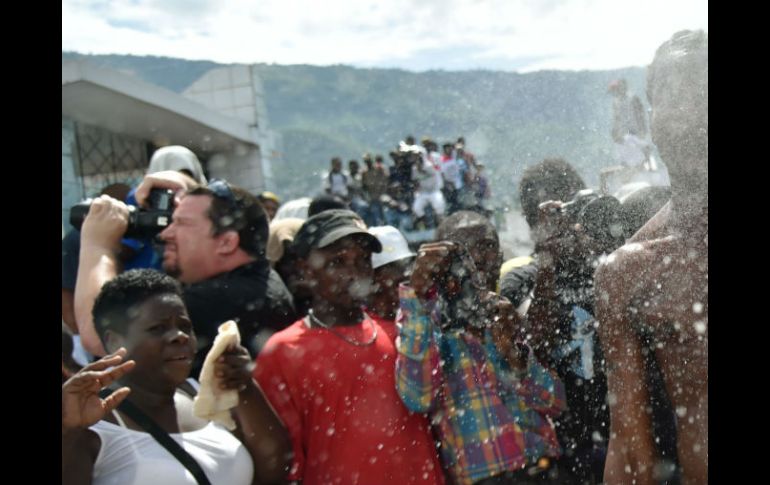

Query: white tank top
[89,416,254,485]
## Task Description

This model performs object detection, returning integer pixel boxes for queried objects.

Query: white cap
[369,226,416,269]
[273,197,312,221]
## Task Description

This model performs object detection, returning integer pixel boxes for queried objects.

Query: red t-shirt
[366,310,398,343]
[254,316,445,485]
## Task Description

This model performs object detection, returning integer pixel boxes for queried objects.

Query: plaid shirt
[395,285,566,485]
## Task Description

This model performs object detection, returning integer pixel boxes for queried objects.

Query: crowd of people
[62,30,707,485]
[320,136,491,233]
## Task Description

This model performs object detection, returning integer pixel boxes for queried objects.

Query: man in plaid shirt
[395,211,568,485]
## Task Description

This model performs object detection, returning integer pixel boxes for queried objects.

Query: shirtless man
[595,30,707,485]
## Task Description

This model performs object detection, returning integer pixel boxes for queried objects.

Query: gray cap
[291,209,382,257]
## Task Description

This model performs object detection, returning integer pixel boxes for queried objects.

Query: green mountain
[62,52,647,206]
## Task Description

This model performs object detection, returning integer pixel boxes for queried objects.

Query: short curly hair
[92,269,183,344]
[519,158,586,228]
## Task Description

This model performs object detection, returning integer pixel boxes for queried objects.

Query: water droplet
[692,302,703,314]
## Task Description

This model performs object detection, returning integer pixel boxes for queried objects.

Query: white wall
[62,116,84,231]
[206,146,264,195]
[183,65,281,193]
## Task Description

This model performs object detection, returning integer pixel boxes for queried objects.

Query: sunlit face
[304,236,374,309]
[108,293,196,390]
[160,195,222,284]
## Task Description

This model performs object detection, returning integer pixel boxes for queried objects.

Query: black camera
[69,188,175,239]
[558,189,625,248]
[438,243,495,332]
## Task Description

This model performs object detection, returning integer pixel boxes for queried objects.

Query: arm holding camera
[74,196,131,356]
[74,172,195,356]
[525,200,574,368]
[394,242,456,412]
[409,241,457,300]
[134,170,199,208]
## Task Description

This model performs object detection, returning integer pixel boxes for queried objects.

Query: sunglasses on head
[207,178,237,205]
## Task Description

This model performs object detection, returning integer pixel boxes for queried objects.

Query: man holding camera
[522,187,627,484]
[395,211,568,485]
[74,170,297,376]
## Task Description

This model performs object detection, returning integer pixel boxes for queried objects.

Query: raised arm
[524,201,573,367]
[394,241,459,412]
[74,196,130,356]
[62,349,135,485]
[394,284,442,412]
[134,170,199,207]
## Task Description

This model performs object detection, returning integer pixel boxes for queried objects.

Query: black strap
[99,389,212,485]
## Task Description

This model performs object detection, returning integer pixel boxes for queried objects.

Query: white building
[62,60,281,231]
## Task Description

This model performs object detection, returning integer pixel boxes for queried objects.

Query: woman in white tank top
[62,269,291,485]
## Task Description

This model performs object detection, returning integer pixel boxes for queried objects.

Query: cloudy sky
[62,0,707,72]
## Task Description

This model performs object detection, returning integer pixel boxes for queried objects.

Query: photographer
[395,211,567,485]
[74,171,297,378]
[522,190,626,484]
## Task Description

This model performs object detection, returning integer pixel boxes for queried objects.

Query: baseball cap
[368,226,416,269]
[292,209,382,257]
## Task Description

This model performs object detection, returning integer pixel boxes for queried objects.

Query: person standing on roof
[608,78,653,168]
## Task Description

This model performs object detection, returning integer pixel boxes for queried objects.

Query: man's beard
[163,261,181,279]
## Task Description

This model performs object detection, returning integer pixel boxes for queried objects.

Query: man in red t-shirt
[254,210,445,485]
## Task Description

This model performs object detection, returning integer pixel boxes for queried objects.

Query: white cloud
[62,0,707,71]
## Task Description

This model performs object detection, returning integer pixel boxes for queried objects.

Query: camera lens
[69,199,94,231]
[580,196,624,245]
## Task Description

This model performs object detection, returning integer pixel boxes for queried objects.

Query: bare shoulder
[598,231,707,349]
[595,238,666,310]
[627,200,672,243]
